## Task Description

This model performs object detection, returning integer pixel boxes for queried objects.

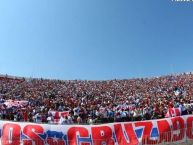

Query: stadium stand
[0,73,193,125]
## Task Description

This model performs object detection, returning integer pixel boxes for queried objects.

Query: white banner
[0,115,193,145]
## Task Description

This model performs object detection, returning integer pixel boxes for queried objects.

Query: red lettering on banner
[67,127,90,145]
[114,123,138,145]
[91,126,114,145]
[157,119,171,143]
[23,125,44,145]
[1,123,21,145]
[186,116,193,139]
[2,115,193,145]
[171,116,185,142]
[135,121,157,144]
[47,138,65,145]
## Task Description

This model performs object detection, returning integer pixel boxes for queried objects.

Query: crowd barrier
[0,115,193,145]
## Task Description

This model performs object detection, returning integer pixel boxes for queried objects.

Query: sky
[0,0,193,80]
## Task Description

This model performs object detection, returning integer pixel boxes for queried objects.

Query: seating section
[0,73,193,124]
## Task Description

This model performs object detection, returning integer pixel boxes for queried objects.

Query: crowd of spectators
[0,73,193,125]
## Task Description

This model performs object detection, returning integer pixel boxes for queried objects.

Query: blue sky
[0,0,193,80]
